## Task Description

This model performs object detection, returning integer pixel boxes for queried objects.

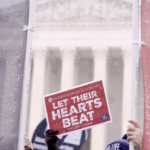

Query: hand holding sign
[127,120,143,150]
[45,129,59,150]
[43,80,112,136]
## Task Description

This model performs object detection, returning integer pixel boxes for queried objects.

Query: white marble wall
[28,42,143,150]
[27,0,144,149]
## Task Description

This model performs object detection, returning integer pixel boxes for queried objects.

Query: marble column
[60,47,75,90]
[28,48,49,138]
[91,46,108,150]
[122,47,132,134]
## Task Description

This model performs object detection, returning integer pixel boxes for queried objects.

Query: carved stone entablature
[35,21,132,30]
[36,0,133,23]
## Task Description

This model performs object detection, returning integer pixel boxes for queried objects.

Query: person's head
[105,139,129,150]
[105,135,137,150]
[24,136,33,150]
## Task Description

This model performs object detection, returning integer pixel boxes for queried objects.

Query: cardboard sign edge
[43,79,112,134]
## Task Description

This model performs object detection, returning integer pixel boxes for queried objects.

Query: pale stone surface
[36,0,132,22]
[60,47,75,90]
[28,49,48,138]
[91,46,108,150]
[27,1,144,150]
[121,47,132,135]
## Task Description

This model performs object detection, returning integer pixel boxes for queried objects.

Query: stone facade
[27,1,144,150]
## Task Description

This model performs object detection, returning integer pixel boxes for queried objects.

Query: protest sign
[43,80,112,136]
[141,0,150,149]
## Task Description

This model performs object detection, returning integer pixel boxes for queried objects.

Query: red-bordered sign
[141,0,150,149]
[43,80,112,136]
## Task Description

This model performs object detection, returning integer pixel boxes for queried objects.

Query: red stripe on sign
[43,80,112,136]
[141,0,150,150]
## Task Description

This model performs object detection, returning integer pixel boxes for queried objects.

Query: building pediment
[36,0,133,23]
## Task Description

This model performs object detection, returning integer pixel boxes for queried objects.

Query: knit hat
[105,134,137,150]
[25,136,33,150]
[105,139,129,150]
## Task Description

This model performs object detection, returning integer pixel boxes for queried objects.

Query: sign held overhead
[43,80,112,136]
